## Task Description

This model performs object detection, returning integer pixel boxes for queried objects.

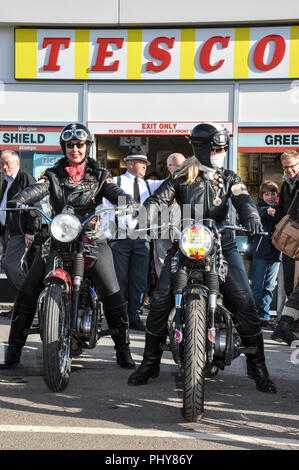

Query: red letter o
[253,34,286,71]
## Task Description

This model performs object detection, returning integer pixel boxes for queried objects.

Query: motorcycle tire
[42,282,72,392]
[183,294,206,422]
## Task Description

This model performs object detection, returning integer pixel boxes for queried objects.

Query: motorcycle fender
[186,286,208,297]
[44,268,72,293]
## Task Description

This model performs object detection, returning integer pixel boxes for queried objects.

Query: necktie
[0,179,8,203]
[134,177,141,203]
[0,179,9,227]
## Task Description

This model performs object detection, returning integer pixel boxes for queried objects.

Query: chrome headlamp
[50,213,81,243]
[180,224,213,260]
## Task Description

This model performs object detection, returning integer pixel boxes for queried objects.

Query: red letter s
[146,37,175,72]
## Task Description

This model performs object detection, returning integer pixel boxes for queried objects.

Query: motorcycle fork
[71,241,85,333]
[206,259,219,362]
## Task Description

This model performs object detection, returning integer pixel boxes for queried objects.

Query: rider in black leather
[128,122,276,394]
[4,123,136,370]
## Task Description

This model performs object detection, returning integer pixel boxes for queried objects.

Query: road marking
[0,425,298,448]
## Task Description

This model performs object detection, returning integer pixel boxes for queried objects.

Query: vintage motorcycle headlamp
[50,213,81,243]
[180,224,213,260]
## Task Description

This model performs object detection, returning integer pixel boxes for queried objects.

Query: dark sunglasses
[66,142,86,149]
[211,146,228,153]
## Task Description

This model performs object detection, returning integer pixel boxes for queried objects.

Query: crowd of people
[0,122,298,395]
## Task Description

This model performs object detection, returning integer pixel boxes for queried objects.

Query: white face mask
[210,152,226,169]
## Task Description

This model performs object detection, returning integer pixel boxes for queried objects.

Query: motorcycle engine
[214,324,241,360]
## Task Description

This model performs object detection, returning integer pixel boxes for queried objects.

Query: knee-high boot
[5,303,36,367]
[241,333,276,393]
[105,302,135,369]
[128,332,166,385]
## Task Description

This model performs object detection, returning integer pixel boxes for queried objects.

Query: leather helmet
[60,123,93,158]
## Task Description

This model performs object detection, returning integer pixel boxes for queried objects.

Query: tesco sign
[15,26,299,80]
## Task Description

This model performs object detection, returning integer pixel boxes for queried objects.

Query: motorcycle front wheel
[41,282,72,392]
[183,294,207,422]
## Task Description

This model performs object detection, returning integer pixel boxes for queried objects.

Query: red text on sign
[146,37,175,72]
[91,38,124,71]
[43,37,71,71]
[253,34,286,71]
[200,36,230,72]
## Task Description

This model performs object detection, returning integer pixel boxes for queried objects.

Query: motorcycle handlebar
[1,207,268,237]
[0,204,135,227]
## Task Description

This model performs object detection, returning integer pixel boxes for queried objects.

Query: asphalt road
[0,312,298,453]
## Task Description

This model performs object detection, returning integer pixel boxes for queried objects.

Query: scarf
[65,161,86,185]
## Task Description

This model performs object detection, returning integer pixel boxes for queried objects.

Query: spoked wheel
[42,282,72,392]
[183,294,207,422]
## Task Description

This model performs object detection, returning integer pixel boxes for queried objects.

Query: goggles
[212,129,229,146]
[61,128,89,142]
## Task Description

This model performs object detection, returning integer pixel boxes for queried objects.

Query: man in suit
[0,150,39,316]
[102,147,161,331]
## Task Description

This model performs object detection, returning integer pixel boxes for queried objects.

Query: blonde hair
[281,150,299,162]
[173,156,200,185]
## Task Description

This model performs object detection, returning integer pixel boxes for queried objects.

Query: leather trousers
[146,244,261,338]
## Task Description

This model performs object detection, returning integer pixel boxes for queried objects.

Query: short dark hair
[259,180,278,198]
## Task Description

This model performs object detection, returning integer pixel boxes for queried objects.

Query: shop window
[237,152,283,202]
[96,135,192,178]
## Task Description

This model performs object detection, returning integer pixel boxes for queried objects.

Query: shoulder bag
[272,190,299,259]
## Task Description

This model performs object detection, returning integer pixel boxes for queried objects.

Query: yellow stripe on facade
[127,30,142,80]
[233,28,250,79]
[75,30,89,79]
[15,29,37,79]
[289,26,299,78]
[180,29,195,79]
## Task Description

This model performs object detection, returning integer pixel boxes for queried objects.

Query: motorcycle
[141,218,266,422]
[1,204,128,392]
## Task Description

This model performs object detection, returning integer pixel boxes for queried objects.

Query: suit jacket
[0,169,40,236]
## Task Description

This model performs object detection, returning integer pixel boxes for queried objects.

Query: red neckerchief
[65,161,86,185]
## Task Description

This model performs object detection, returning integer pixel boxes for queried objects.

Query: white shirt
[101,171,162,238]
[0,170,19,227]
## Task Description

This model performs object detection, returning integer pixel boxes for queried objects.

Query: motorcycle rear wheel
[183,294,207,422]
[42,282,72,392]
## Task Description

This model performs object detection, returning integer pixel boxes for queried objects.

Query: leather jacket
[143,168,260,249]
[8,157,134,220]
[274,175,299,223]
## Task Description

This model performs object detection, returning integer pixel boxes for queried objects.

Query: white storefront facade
[1,2,299,189]
[0,1,299,295]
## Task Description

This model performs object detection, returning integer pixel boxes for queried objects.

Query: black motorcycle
[2,204,127,392]
[155,218,264,422]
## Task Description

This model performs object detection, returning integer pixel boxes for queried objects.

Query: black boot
[271,315,297,346]
[241,333,276,393]
[128,332,166,385]
[5,303,35,367]
[106,303,136,369]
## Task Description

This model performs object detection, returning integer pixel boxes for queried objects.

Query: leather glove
[245,218,263,235]
[126,203,141,216]
[6,199,22,209]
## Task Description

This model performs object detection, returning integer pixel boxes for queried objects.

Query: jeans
[251,257,280,320]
